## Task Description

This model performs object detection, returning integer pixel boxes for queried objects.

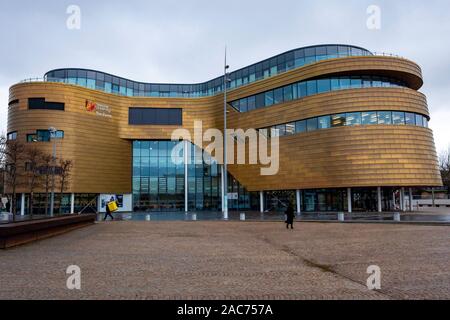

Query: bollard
[338,212,345,222]
[394,212,401,222]
[240,213,246,221]
[192,213,197,221]
[145,214,151,221]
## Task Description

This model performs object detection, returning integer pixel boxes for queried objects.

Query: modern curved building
[7,44,442,214]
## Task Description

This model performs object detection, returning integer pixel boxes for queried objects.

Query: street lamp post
[49,127,57,216]
[223,48,230,220]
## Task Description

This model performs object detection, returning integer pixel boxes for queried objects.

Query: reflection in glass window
[415,114,423,126]
[276,124,286,136]
[350,77,362,89]
[265,91,274,106]
[362,111,378,125]
[298,82,307,98]
[283,85,293,102]
[307,81,317,95]
[346,112,362,126]
[274,88,283,104]
[340,78,350,89]
[261,111,428,138]
[87,79,95,89]
[318,116,331,129]
[330,78,340,91]
[296,120,306,133]
[307,118,318,131]
[332,114,346,127]
[247,96,256,111]
[378,111,392,125]
[405,112,415,125]
[392,112,405,125]
[317,79,331,93]
[285,123,295,135]
[239,98,248,112]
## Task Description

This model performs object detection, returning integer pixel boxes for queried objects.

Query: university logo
[86,100,97,112]
[85,100,112,118]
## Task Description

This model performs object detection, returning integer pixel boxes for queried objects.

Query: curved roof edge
[44,44,372,87]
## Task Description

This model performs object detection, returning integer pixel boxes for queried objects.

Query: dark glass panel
[307,118,318,131]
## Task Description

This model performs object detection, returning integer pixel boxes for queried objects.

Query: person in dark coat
[103,197,116,221]
[285,204,295,229]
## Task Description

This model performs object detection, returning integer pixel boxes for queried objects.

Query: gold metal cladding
[7,56,442,193]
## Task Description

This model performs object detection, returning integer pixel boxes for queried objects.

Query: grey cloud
[0,0,449,150]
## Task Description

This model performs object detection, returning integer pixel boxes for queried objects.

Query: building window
[415,114,423,127]
[129,108,183,126]
[230,75,407,113]
[332,114,346,127]
[405,112,415,125]
[7,131,17,141]
[362,111,378,125]
[27,130,64,142]
[392,112,406,125]
[307,118,318,132]
[346,112,362,126]
[28,98,65,111]
[378,111,392,125]
[259,111,429,139]
[318,116,331,129]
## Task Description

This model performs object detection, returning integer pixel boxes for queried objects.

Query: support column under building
[221,165,225,213]
[20,193,25,216]
[347,188,352,213]
[409,187,414,211]
[401,187,406,212]
[260,191,264,213]
[70,193,75,214]
[377,187,382,213]
[184,140,189,213]
[296,190,301,215]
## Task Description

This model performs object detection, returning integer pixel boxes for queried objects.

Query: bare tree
[439,147,450,196]
[58,159,73,213]
[2,137,25,220]
[24,146,44,218]
[0,134,7,197]
[41,154,53,215]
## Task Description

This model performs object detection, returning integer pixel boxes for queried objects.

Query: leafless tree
[2,137,25,220]
[439,147,450,196]
[41,154,53,215]
[58,159,73,213]
[24,146,44,218]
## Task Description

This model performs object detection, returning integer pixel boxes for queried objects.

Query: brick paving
[0,221,449,300]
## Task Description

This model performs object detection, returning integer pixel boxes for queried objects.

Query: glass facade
[132,140,257,212]
[302,189,348,212]
[133,141,185,211]
[260,111,429,138]
[230,75,407,112]
[44,45,372,98]
[187,143,221,211]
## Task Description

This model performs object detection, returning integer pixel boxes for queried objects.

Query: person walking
[285,203,295,230]
[104,196,117,221]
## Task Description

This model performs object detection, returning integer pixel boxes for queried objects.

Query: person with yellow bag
[104,196,118,221]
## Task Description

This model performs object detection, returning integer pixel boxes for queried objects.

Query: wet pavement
[1,221,449,299]
[97,210,450,223]
[2,210,449,225]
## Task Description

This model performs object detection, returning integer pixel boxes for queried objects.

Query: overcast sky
[0,0,449,152]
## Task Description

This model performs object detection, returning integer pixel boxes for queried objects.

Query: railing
[17,52,412,92]
[19,77,46,83]
[372,52,404,59]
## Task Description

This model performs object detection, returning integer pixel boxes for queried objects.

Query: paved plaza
[0,221,449,300]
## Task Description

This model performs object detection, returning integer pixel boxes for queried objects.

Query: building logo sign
[85,100,112,118]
